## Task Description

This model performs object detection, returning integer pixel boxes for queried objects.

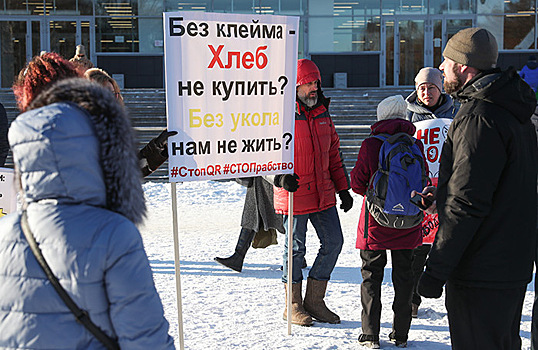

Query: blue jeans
[282,206,344,284]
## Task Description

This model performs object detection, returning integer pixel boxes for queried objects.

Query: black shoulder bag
[21,210,120,350]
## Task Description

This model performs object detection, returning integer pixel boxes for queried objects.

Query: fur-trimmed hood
[9,78,146,224]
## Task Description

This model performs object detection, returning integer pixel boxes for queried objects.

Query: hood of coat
[454,67,537,124]
[10,78,146,225]
[528,61,538,70]
[370,118,416,136]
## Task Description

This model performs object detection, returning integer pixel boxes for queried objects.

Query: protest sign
[0,167,17,217]
[413,118,452,179]
[163,12,299,182]
[413,118,452,243]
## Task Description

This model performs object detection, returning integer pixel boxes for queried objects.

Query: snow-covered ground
[140,180,535,349]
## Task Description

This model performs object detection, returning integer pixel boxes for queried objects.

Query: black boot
[215,228,255,272]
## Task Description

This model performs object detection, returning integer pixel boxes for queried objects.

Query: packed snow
[140,180,535,349]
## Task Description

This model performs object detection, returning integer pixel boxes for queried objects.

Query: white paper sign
[163,11,299,182]
[0,167,17,217]
[413,118,452,179]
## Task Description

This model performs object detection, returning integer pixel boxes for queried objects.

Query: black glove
[139,129,178,177]
[275,174,300,192]
[338,190,353,212]
[417,272,445,299]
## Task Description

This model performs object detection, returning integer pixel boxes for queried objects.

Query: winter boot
[358,334,380,349]
[283,282,313,326]
[214,228,255,272]
[303,277,340,324]
[389,331,408,348]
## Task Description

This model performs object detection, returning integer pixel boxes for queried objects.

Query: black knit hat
[443,27,498,71]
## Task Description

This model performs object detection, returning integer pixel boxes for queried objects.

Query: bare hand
[411,186,437,214]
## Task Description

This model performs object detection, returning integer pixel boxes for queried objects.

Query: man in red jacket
[273,59,353,327]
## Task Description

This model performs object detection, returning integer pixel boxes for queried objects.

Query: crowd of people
[0,27,537,350]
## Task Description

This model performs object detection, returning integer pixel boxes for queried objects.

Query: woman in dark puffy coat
[351,95,428,349]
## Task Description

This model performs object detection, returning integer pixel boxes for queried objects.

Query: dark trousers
[411,244,431,306]
[530,229,538,350]
[446,281,526,350]
[360,249,414,338]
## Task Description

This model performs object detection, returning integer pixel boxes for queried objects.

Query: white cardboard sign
[0,167,17,217]
[163,11,299,182]
[413,118,452,179]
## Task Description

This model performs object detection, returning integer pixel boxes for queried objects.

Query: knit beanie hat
[415,67,443,92]
[443,27,498,71]
[377,95,407,121]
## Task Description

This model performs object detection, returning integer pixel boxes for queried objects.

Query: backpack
[364,132,429,232]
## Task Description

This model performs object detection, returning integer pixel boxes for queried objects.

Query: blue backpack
[364,132,429,232]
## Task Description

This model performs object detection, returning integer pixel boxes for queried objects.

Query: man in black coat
[417,27,538,350]
[530,109,538,350]
[0,102,8,166]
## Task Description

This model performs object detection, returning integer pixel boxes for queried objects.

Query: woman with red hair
[12,52,80,112]
[12,52,175,177]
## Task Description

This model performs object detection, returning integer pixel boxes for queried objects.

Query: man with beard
[273,58,353,327]
[417,27,538,349]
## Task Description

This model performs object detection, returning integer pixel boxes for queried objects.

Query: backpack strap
[363,202,369,239]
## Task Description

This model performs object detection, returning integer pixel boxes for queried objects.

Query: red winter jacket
[274,95,349,215]
[351,119,428,250]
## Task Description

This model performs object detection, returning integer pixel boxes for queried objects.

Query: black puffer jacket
[0,103,8,166]
[425,67,538,288]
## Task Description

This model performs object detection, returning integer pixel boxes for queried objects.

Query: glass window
[337,16,380,51]
[298,18,305,57]
[138,18,165,53]
[4,0,45,15]
[165,0,210,12]
[314,16,380,53]
[78,0,94,15]
[49,20,77,58]
[504,14,535,49]
[139,0,164,15]
[430,0,474,14]
[333,0,380,16]
[505,0,535,13]
[96,0,138,16]
[476,15,505,49]
[281,0,302,15]
[310,1,332,15]
[257,0,278,14]
[233,0,254,13]
[96,17,139,52]
[0,21,27,88]
[382,0,425,15]
[476,0,502,14]
[81,20,92,56]
[51,0,93,15]
[213,0,233,12]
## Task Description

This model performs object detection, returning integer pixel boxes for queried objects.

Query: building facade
[0,0,536,88]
